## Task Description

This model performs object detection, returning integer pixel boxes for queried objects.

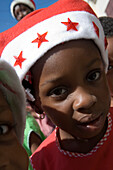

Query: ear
[22,79,43,114]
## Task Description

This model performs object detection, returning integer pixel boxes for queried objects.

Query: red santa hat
[0,59,26,144]
[10,0,36,18]
[0,0,108,83]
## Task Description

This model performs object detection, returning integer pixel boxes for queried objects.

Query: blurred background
[0,0,57,33]
[0,0,113,33]
[84,0,113,17]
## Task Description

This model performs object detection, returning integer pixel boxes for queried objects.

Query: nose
[18,12,25,20]
[73,87,97,111]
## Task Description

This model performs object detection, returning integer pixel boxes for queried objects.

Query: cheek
[40,95,71,117]
[42,103,69,128]
[99,81,110,109]
[107,70,113,85]
[0,137,28,168]
[107,72,113,96]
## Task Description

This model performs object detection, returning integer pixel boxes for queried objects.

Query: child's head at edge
[99,16,113,107]
[10,0,36,21]
[0,59,26,144]
[0,59,28,169]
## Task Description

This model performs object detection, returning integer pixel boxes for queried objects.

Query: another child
[99,16,113,107]
[0,0,112,169]
[0,59,28,169]
[10,0,36,21]
[23,104,46,157]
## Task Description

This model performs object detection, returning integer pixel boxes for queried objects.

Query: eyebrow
[41,57,102,87]
[40,77,63,87]
[86,57,102,68]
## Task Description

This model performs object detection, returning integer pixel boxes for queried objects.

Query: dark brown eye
[108,65,113,71]
[49,87,67,97]
[87,70,101,82]
[0,125,9,135]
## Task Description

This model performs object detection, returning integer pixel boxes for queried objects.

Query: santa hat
[10,0,36,18]
[0,0,108,82]
[0,59,26,144]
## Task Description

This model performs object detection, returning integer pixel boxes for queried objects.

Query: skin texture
[31,40,110,153]
[106,36,113,107]
[29,131,42,154]
[14,4,33,21]
[0,90,28,170]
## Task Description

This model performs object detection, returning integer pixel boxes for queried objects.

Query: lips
[76,113,103,125]
[79,114,102,126]
[75,113,105,133]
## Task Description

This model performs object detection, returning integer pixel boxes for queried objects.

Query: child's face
[14,4,32,21]
[106,36,113,100]
[0,91,28,169]
[32,40,110,140]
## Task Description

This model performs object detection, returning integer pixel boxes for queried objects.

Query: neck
[58,119,108,154]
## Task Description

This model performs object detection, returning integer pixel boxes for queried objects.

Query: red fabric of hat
[0,0,108,81]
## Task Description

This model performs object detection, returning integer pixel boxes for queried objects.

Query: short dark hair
[99,16,113,38]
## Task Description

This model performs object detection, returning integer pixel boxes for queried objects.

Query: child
[0,0,112,169]
[0,59,28,169]
[10,0,36,21]
[99,16,113,107]
[23,103,46,157]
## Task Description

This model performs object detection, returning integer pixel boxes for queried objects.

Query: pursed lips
[75,113,103,125]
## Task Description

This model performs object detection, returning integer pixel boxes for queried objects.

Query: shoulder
[32,129,56,154]
[30,129,56,169]
[109,107,113,115]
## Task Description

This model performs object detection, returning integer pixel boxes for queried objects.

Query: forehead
[31,39,102,79]
[14,4,30,10]
[49,40,100,64]
[0,90,13,122]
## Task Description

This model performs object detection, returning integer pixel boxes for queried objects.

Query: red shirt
[30,110,113,170]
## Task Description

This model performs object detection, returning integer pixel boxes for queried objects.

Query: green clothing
[23,112,46,170]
